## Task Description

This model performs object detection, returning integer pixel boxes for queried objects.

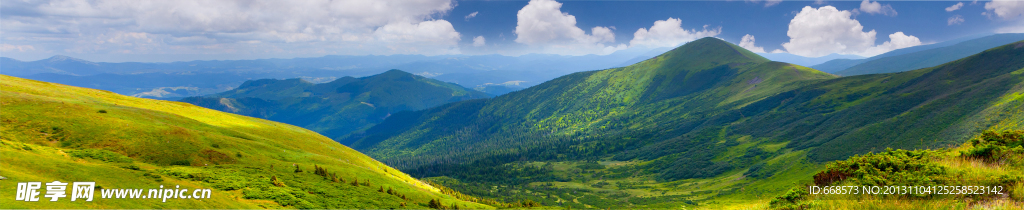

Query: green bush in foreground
[960,130,1024,162]
[813,148,945,187]
[772,130,1024,209]
[769,187,811,210]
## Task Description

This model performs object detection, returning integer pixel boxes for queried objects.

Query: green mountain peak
[649,37,771,70]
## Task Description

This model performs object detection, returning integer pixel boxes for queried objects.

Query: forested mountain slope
[740,40,1024,162]
[344,37,836,177]
[351,37,1022,180]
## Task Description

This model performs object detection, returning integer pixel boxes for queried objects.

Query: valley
[3,32,1022,210]
[6,1,1024,209]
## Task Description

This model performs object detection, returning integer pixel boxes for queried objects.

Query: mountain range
[756,53,865,67]
[181,70,489,140]
[336,37,1024,208]
[812,33,1024,75]
[1,47,664,100]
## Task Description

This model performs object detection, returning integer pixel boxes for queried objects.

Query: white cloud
[473,36,486,47]
[1,44,37,52]
[514,0,624,55]
[985,0,1024,19]
[372,20,462,54]
[0,0,463,58]
[771,49,787,53]
[861,32,922,56]
[738,34,766,53]
[948,15,965,25]
[781,6,920,57]
[857,0,897,16]
[465,11,479,21]
[629,18,721,48]
[946,2,964,12]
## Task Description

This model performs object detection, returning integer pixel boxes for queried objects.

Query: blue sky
[1,0,1022,62]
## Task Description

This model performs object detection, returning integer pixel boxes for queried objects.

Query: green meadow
[0,75,492,209]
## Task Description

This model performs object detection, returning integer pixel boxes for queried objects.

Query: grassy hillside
[740,40,1024,162]
[181,69,489,140]
[0,75,493,209]
[340,39,1024,208]
[767,130,1024,210]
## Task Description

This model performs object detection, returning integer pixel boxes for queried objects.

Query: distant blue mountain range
[812,33,1024,75]
[756,53,865,67]
[1,47,660,99]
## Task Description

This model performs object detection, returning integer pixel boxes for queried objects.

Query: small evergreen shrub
[769,187,810,210]
[960,130,1024,162]
[170,160,191,166]
[68,149,133,163]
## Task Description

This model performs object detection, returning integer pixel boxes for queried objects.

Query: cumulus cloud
[856,0,897,16]
[781,6,920,57]
[0,0,463,58]
[473,36,486,47]
[948,15,965,25]
[985,0,1024,19]
[860,32,922,56]
[514,0,624,55]
[629,18,721,48]
[738,34,766,53]
[465,11,479,21]
[946,2,964,12]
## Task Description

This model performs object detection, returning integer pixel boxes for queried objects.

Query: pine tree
[378,186,384,192]
[294,164,302,173]
[428,199,441,209]
[350,178,359,186]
